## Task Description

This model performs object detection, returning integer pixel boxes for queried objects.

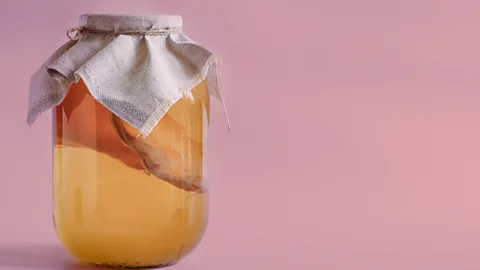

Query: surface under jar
[52,80,210,267]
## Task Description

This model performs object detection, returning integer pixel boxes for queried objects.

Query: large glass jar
[52,79,210,267]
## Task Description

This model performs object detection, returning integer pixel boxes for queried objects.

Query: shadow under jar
[52,79,211,267]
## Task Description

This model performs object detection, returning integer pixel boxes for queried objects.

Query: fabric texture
[27,14,227,137]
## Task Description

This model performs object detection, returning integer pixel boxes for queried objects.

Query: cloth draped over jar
[26,14,229,137]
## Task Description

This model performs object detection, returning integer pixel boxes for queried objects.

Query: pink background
[2,0,480,269]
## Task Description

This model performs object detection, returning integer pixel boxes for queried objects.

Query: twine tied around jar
[67,26,181,40]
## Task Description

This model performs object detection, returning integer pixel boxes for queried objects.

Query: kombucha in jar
[52,80,210,267]
[27,14,225,267]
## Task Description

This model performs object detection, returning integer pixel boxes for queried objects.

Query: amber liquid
[53,80,210,267]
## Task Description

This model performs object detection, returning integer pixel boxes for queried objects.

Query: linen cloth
[27,14,227,136]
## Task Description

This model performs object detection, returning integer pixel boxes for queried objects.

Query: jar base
[89,260,178,268]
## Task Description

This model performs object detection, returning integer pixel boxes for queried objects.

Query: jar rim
[79,13,183,31]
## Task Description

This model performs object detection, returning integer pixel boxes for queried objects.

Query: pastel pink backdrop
[1,0,480,269]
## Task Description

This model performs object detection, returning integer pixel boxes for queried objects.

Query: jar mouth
[79,13,183,31]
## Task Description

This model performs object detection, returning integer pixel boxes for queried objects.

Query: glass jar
[52,79,210,267]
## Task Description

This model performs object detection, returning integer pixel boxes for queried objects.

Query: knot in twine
[67,26,180,40]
